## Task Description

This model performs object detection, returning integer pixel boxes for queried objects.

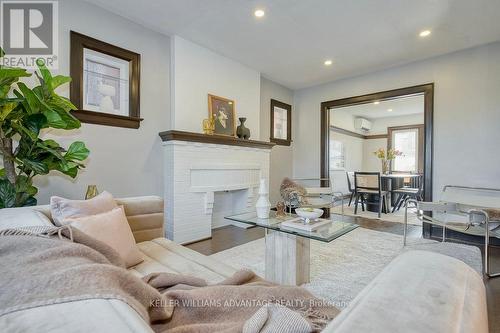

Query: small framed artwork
[70,31,142,129]
[208,94,236,137]
[270,99,292,146]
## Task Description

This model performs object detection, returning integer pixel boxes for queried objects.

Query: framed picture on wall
[70,31,142,129]
[208,94,236,137]
[270,99,292,146]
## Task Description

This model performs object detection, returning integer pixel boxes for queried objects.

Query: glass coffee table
[225,211,358,285]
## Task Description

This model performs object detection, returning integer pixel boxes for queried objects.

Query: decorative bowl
[295,208,323,223]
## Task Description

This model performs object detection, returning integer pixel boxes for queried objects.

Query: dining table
[366,173,421,212]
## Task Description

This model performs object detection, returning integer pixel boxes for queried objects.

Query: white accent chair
[404,185,500,277]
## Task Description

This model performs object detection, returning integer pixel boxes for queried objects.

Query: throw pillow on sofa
[63,206,143,268]
[50,191,117,226]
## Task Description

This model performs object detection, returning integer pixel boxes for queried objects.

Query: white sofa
[0,196,488,333]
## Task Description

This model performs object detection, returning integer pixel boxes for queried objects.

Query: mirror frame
[320,84,434,234]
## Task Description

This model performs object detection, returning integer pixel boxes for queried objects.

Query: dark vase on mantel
[236,117,251,139]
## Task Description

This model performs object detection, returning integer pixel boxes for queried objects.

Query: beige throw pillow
[50,191,117,226]
[64,206,143,268]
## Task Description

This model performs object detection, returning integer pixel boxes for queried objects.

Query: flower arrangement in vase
[373,148,403,174]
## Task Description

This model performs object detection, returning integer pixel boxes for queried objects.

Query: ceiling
[83,0,500,89]
[331,95,424,120]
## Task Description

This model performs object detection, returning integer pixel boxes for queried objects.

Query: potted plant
[0,48,89,208]
[373,148,402,174]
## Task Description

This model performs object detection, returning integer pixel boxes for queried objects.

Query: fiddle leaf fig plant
[0,48,90,208]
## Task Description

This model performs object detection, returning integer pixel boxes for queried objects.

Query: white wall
[330,132,364,194]
[171,36,261,137]
[363,138,387,172]
[32,0,170,204]
[368,114,424,135]
[260,77,294,204]
[294,42,500,197]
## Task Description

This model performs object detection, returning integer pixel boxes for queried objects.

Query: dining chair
[346,172,355,206]
[354,172,389,218]
[391,174,423,212]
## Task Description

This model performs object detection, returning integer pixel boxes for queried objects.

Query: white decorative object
[98,83,116,112]
[295,208,324,224]
[255,178,271,219]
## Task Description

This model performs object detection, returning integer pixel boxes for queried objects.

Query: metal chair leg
[468,210,500,278]
[378,195,382,218]
[392,193,402,213]
[354,193,359,214]
[348,192,353,206]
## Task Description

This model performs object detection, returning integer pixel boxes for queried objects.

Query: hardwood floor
[186,214,500,332]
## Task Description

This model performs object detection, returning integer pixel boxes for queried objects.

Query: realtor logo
[1,0,58,68]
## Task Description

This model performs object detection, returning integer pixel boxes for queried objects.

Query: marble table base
[265,230,310,285]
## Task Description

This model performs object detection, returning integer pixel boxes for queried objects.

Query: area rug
[210,228,482,309]
[330,204,422,225]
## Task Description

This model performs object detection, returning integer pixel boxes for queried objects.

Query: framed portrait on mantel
[270,99,292,146]
[208,94,236,137]
[70,31,142,129]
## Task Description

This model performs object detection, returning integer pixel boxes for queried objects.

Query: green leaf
[17,82,40,114]
[42,108,65,128]
[61,166,78,178]
[21,159,49,174]
[51,75,72,90]
[0,47,4,58]
[22,196,37,206]
[0,67,31,86]
[36,140,65,160]
[11,122,38,141]
[36,59,52,88]
[0,102,17,121]
[49,95,77,112]
[65,141,89,161]
[15,175,38,196]
[0,84,10,99]
[52,107,81,129]
[25,113,47,134]
[0,168,5,178]
[0,179,16,208]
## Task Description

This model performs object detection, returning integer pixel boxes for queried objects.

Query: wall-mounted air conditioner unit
[354,118,372,131]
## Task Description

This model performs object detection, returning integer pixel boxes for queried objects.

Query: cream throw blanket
[0,227,338,332]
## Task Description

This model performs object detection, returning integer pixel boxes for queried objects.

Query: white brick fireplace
[161,131,273,244]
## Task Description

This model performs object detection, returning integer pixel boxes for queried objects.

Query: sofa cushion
[50,191,117,226]
[130,238,237,284]
[0,299,153,333]
[64,206,143,268]
[0,208,53,230]
[323,250,488,333]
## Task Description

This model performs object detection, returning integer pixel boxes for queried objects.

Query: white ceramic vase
[255,178,271,219]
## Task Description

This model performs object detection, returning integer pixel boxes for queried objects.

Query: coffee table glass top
[225,211,358,243]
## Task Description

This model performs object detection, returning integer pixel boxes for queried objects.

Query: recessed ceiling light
[419,30,431,37]
[324,60,333,66]
[387,108,393,112]
[373,101,380,105]
[254,9,265,18]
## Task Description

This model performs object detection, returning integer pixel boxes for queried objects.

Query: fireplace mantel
[159,130,275,149]
[162,133,271,244]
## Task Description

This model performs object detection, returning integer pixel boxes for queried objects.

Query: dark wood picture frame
[270,99,292,146]
[70,31,142,129]
[208,94,236,137]
[320,84,434,236]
